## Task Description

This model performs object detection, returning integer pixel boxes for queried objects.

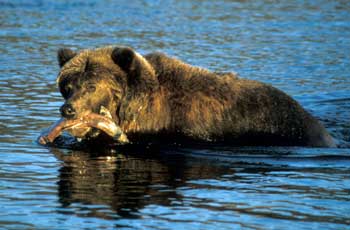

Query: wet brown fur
[56,46,335,147]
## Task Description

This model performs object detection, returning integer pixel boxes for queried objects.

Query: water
[0,0,349,229]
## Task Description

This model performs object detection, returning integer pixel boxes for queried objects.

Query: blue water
[0,0,349,229]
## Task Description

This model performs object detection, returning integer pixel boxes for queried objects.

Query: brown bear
[40,46,335,147]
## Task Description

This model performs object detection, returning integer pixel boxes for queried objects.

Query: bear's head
[56,46,158,139]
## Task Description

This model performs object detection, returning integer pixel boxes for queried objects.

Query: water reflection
[47,145,350,228]
[52,147,231,219]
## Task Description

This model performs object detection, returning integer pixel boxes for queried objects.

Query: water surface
[0,0,349,229]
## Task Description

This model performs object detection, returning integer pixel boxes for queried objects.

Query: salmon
[39,113,128,145]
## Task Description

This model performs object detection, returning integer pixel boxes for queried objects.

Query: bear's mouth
[39,106,128,145]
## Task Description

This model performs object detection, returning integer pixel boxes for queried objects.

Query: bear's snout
[60,103,76,119]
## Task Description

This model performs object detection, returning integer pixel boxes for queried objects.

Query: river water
[0,0,349,229]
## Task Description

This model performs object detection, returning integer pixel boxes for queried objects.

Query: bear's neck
[118,88,171,134]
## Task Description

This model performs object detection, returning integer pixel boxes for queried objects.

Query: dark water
[1,0,350,229]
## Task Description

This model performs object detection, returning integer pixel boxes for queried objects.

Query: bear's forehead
[56,47,118,84]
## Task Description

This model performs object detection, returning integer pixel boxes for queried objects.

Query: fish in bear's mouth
[38,106,129,145]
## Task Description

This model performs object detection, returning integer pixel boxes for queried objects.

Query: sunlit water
[0,0,349,229]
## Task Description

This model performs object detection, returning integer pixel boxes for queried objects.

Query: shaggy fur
[56,46,335,147]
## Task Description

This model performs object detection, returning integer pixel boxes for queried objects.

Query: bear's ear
[57,48,77,67]
[111,47,135,73]
[111,46,158,92]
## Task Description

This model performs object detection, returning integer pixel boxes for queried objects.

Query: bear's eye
[86,84,96,93]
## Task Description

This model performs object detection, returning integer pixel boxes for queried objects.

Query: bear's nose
[60,103,76,119]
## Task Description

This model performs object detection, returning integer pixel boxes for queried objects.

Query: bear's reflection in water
[52,146,232,219]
